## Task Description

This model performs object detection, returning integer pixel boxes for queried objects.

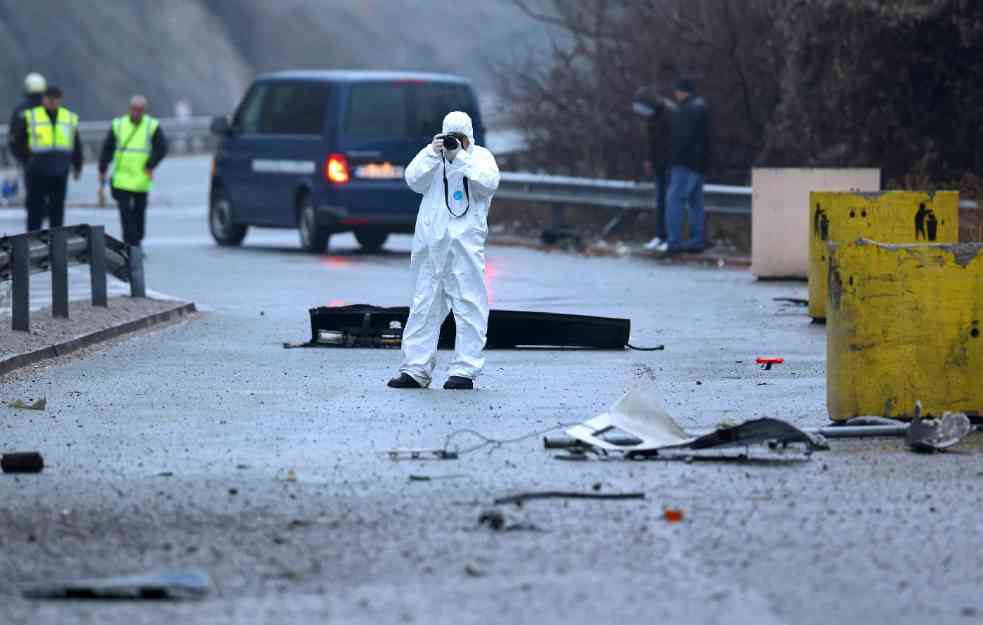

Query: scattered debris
[906,402,972,452]
[387,449,459,461]
[1,451,44,474]
[23,569,210,600]
[540,227,582,248]
[493,491,645,506]
[8,398,46,411]
[626,343,665,351]
[477,508,544,533]
[553,391,976,458]
[156,471,174,477]
[408,474,469,482]
[773,297,808,306]
[756,357,784,370]
[478,509,506,530]
[464,564,485,578]
[664,509,685,523]
[553,451,591,461]
[299,305,631,350]
[285,469,298,482]
[563,387,827,459]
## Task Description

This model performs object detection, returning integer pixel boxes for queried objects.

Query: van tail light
[325,154,350,184]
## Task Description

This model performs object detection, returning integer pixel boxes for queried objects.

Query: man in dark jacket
[98,95,168,247]
[9,85,83,231]
[654,78,711,255]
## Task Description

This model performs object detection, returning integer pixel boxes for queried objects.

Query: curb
[0,301,197,377]
[489,235,750,268]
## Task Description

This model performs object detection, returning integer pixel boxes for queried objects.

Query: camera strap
[442,157,470,218]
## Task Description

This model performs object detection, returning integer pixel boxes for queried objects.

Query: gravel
[1,297,192,363]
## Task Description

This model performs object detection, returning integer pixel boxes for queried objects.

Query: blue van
[209,70,484,252]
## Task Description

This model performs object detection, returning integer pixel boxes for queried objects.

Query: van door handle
[347,150,382,158]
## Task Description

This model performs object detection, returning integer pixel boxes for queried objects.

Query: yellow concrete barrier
[808,191,959,320]
[827,239,983,421]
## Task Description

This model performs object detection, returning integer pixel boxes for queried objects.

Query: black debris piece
[1,451,44,474]
[494,491,645,506]
[23,570,210,601]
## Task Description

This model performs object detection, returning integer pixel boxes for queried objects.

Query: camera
[441,133,464,151]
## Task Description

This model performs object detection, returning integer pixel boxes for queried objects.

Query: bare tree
[499,0,983,188]
[496,0,784,181]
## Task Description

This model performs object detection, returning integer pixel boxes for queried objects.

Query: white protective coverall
[398,111,500,386]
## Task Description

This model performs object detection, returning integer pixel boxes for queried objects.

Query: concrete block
[751,168,879,279]
[826,239,983,421]
[809,191,959,320]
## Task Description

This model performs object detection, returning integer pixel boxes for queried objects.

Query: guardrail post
[50,228,69,318]
[11,237,30,332]
[551,204,565,230]
[88,225,108,307]
[128,245,146,298]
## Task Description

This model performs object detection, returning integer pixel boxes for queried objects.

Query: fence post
[128,245,146,298]
[88,225,108,307]
[50,228,69,318]
[11,237,30,332]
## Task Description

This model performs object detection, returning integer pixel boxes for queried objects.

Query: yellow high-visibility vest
[110,115,159,192]
[24,105,78,154]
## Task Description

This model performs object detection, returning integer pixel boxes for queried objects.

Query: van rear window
[344,82,475,138]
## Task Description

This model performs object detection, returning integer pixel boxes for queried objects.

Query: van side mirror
[210,115,233,136]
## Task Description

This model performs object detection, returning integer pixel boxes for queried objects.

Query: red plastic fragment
[756,357,785,370]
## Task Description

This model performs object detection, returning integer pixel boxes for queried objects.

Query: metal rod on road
[88,226,108,307]
[12,237,30,332]
[543,424,939,449]
[50,229,69,318]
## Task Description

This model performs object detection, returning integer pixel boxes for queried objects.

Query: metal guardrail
[0,116,216,166]
[497,172,753,215]
[0,225,144,331]
[497,172,980,214]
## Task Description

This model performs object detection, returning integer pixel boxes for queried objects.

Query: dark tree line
[496,0,983,188]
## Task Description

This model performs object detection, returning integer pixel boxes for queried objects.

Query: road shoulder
[1,297,196,377]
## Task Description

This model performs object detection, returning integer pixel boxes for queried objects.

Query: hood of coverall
[442,111,474,144]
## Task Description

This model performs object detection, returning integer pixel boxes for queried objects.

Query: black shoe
[388,373,422,389]
[443,376,474,390]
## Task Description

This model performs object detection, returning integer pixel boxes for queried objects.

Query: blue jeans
[654,165,668,240]
[666,165,705,252]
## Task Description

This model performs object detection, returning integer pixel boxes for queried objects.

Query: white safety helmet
[24,72,47,95]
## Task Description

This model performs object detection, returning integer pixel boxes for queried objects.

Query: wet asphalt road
[2,157,983,625]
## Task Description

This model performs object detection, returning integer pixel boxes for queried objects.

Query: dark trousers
[25,172,67,231]
[654,164,669,240]
[114,188,149,246]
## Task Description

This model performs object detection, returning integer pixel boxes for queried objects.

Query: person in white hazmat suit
[388,111,500,390]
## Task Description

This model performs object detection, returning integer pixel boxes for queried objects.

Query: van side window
[343,82,475,139]
[412,84,472,137]
[235,85,268,135]
[261,83,330,135]
[344,84,409,137]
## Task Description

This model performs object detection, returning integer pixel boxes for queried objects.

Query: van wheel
[298,195,329,253]
[354,229,389,252]
[209,188,248,246]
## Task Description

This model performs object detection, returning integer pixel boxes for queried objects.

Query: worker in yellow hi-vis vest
[9,85,83,231]
[98,95,168,247]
